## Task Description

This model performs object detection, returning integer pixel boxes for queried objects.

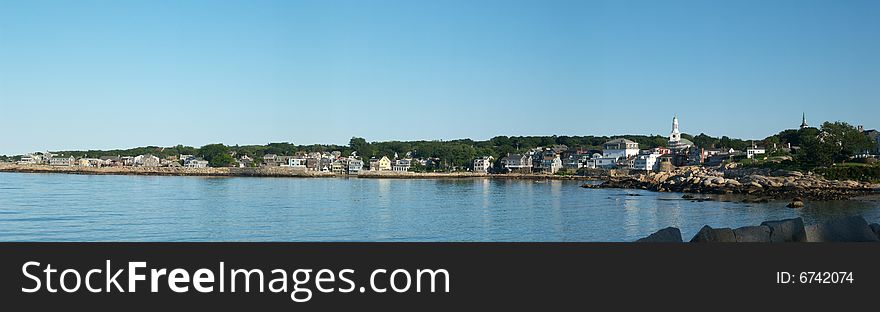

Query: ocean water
[0,172,878,242]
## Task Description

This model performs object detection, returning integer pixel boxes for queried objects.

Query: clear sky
[1,0,878,155]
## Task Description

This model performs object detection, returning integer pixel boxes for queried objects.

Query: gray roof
[604,138,637,145]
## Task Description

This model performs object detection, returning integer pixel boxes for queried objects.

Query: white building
[500,154,532,173]
[392,159,412,172]
[184,159,209,168]
[746,147,766,159]
[473,156,494,173]
[18,153,44,165]
[602,139,639,159]
[634,151,662,171]
[603,139,639,159]
[667,115,694,152]
[133,154,160,167]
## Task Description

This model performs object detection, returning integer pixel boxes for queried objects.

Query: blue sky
[1,0,878,155]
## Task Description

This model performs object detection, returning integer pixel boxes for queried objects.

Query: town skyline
[0,113,872,156]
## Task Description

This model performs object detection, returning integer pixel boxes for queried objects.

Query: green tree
[199,143,235,167]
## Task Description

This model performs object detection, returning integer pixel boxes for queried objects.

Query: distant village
[9,114,880,175]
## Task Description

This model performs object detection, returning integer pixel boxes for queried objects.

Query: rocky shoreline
[582,166,880,200]
[636,215,880,243]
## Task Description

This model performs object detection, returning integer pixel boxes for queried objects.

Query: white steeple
[670,115,681,142]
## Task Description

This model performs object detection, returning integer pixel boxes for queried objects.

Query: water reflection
[0,172,878,242]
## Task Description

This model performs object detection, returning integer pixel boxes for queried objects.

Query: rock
[805,216,880,242]
[636,227,683,243]
[732,225,772,242]
[870,223,880,239]
[761,218,807,242]
[682,194,695,199]
[787,199,805,208]
[690,225,737,242]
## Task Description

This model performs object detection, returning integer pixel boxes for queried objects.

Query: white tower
[670,115,681,142]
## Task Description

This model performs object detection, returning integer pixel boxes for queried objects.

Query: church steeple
[800,113,808,129]
[670,115,681,142]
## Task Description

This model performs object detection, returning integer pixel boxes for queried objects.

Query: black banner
[1,243,877,310]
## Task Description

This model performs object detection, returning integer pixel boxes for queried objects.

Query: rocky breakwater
[583,166,880,200]
[636,215,880,243]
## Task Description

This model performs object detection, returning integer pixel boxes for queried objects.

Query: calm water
[0,172,878,242]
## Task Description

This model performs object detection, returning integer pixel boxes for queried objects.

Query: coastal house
[746,146,766,159]
[500,154,532,173]
[49,155,75,166]
[369,156,392,171]
[473,156,494,173]
[534,149,563,174]
[287,157,307,169]
[331,159,347,174]
[392,159,412,172]
[262,154,279,166]
[348,158,364,174]
[76,158,91,167]
[133,154,160,167]
[100,156,123,167]
[602,139,640,159]
[18,153,43,165]
[634,151,662,171]
[184,158,209,168]
[862,128,880,154]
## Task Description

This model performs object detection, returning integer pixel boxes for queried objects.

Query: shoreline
[0,164,597,180]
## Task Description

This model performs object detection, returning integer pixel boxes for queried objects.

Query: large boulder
[636,227,683,243]
[690,225,737,242]
[732,225,772,242]
[761,218,807,242]
[805,216,880,242]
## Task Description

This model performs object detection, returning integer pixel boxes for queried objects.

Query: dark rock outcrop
[690,225,736,242]
[805,216,880,242]
[732,225,772,242]
[786,197,805,208]
[761,218,807,242]
[636,227,683,243]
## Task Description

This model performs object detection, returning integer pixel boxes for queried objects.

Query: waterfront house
[369,156,392,171]
[184,158,209,168]
[348,158,364,174]
[18,153,43,165]
[473,156,494,173]
[633,152,662,171]
[602,138,640,159]
[100,156,122,167]
[500,153,532,173]
[533,149,563,174]
[133,154,160,167]
[746,146,766,159]
[392,159,412,172]
[49,155,75,166]
[331,159,347,174]
[76,158,91,167]
[287,157,307,169]
[262,154,278,166]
